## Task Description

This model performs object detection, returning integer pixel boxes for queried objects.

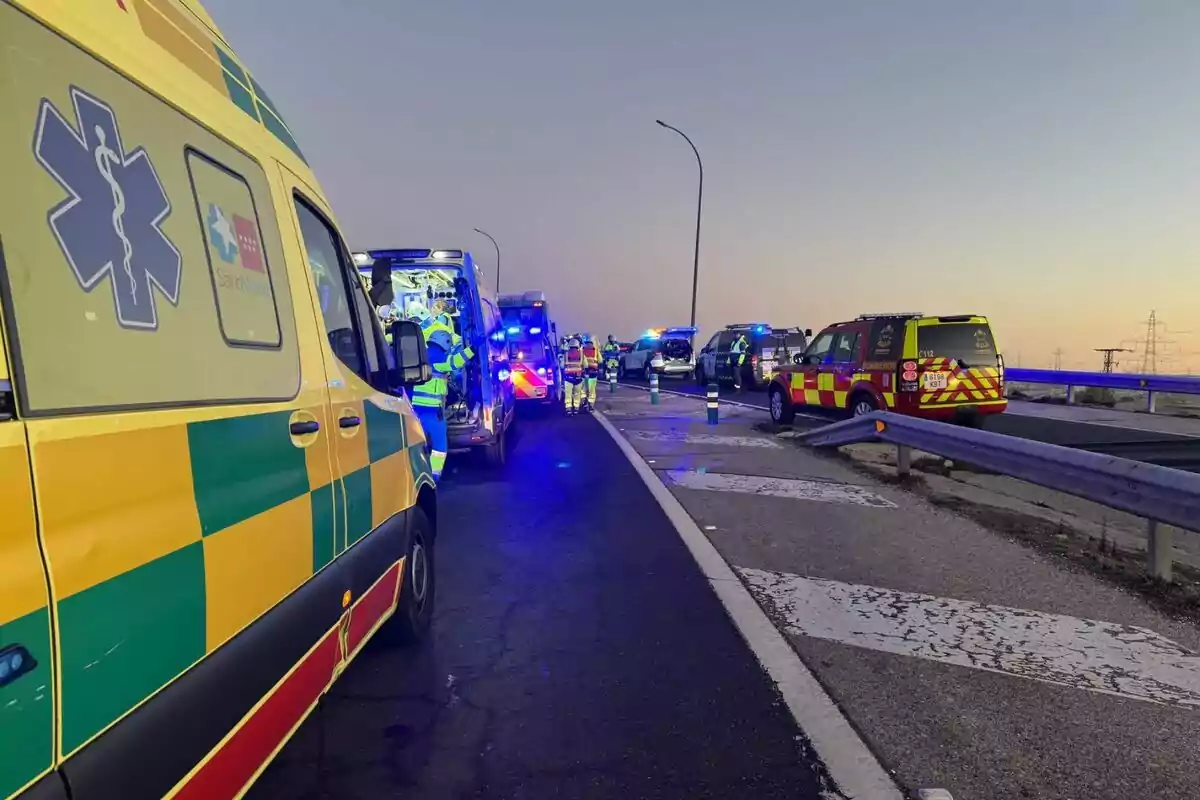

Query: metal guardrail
[801,411,1200,581]
[1006,368,1200,413]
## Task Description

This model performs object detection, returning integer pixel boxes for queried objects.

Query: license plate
[922,371,949,391]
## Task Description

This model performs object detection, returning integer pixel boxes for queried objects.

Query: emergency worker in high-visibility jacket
[730,332,749,391]
[580,333,600,410]
[602,335,621,380]
[408,307,475,480]
[562,335,586,415]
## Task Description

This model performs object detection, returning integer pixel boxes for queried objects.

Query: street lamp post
[656,120,703,334]
[473,227,500,294]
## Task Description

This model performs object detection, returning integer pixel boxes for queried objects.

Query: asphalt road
[248,406,831,800]
[626,377,1200,470]
[602,388,1200,800]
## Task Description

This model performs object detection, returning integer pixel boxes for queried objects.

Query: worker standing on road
[730,331,749,392]
[408,304,476,481]
[602,334,621,383]
[581,332,600,411]
[563,334,585,415]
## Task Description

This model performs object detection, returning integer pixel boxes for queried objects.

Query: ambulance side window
[293,197,365,378]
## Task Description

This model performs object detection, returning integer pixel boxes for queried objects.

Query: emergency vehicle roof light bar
[362,248,465,263]
[663,326,698,337]
[855,312,924,321]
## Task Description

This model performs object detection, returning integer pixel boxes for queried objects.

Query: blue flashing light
[507,326,521,335]
[498,368,511,382]
[530,326,542,335]
[537,367,547,375]
[490,330,506,343]
[755,325,767,334]
[368,248,431,260]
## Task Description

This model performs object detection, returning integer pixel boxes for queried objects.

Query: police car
[619,327,697,381]
[696,323,811,390]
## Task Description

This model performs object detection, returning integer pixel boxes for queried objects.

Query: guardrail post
[1146,391,1157,414]
[1147,520,1173,582]
[896,444,912,476]
[1066,385,1077,405]
[706,383,719,424]
[650,373,660,404]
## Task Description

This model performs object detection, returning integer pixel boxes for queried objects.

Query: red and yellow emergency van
[1,2,437,798]
[768,313,1006,426]
[499,292,557,404]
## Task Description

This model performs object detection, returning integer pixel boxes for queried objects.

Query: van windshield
[509,340,547,362]
[917,323,997,365]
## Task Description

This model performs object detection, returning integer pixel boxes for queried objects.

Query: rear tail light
[997,353,1005,382]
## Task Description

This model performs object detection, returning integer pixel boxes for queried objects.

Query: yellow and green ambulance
[1,1,438,798]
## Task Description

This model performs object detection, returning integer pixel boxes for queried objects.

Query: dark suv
[696,324,811,389]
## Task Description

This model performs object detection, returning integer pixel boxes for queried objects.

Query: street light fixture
[656,119,703,334]
[473,227,500,294]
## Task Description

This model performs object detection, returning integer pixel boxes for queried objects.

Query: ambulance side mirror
[389,320,432,387]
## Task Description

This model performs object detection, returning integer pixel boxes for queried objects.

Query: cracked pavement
[248,407,830,800]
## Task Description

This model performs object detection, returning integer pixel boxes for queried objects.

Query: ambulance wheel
[769,385,795,425]
[617,362,626,380]
[387,508,435,645]
[849,392,878,418]
[483,426,508,467]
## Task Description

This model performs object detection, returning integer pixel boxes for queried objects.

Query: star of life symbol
[34,87,182,330]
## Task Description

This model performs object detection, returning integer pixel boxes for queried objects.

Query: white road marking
[666,470,897,508]
[593,412,905,800]
[624,429,782,448]
[739,568,1200,709]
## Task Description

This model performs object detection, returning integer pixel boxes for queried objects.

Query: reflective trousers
[563,376,583,411]
[413,404,447,480]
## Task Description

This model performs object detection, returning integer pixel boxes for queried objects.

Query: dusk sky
[204,0,1200,372]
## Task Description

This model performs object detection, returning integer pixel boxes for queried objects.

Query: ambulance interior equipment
[355,249,480,422]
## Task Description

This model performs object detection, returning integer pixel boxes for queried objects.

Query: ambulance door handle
[339,416,362,428]
[290,420,320,435]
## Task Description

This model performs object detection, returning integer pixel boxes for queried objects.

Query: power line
[1094,347,1131,374]
[1052,347,1065,371]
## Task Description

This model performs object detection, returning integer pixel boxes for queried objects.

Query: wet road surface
[248,407,830,800]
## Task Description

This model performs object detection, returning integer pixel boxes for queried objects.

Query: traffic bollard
[650,373,660,404]
[608,369,617,393]
[706,383,719,424]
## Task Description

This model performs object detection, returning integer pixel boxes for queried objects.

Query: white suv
[620,328,696,381]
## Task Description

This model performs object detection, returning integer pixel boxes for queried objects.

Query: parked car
[696,324,810,390]
[767,313,1006,425]
[619,327,697,381]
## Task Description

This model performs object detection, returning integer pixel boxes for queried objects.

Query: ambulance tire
[482,425,508,467]
[387,508,436,645]
[769,385,795,425]
[617,361,626,380]
[849,392,878,419]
